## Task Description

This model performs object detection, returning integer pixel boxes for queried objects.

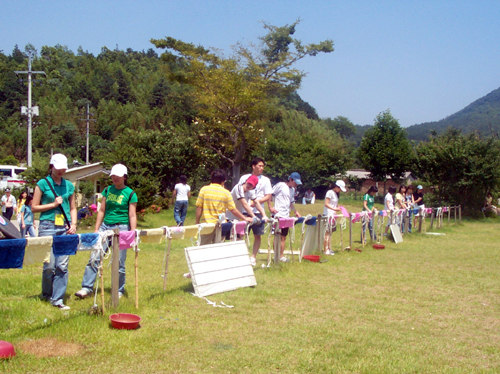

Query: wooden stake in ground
[111,228,120,308]
[100,266,105,314]
[134,246,139,309]
[163,237,171,291]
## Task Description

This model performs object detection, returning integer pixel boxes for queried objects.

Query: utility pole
[79,103,96,165]
[15,52,46,167]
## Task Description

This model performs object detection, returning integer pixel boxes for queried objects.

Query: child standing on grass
[361,186,377,243]
[323,180,346,255]
[269,172,302,262]
[20,195,36,238]
[384,185,397,236]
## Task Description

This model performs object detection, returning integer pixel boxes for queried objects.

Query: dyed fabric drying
[140,228,164,244]
[278,217,295,229]
[52,235,79,256]
[24,236,53,265]
[78,233,101,251]
[119,231,136,250]
[0,238,26,269]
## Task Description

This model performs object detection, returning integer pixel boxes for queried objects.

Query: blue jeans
[39,220,70,306]
[174,200,188,226]
[21,224,36,238]
[361,216,376,242]
[81,223,129,294]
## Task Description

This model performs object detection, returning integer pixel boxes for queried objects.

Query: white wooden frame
[185,241,257,297]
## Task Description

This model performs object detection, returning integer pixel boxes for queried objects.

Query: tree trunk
[232,163,241,187]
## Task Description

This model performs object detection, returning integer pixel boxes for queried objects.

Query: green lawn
[1,199,499,373]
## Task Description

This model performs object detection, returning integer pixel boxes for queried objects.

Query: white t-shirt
[174,183,190,201]
[239,173,272,214]
[1,194,16,213]
[272,182,294,218]
[323,189,339,217]
[226,183,256,220]
[384,193,394,211]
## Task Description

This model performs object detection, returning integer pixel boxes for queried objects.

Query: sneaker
[75,288,92,299]
[325,250,335,255]
[183,272,191,279]
[118,292,123,299]
[53,303,70,311]
[250,257,257,266]
[280,257,290,263]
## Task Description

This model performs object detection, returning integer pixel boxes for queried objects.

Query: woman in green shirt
[75,164,137,299]
[32,154,77,310]
[361,186,378,243]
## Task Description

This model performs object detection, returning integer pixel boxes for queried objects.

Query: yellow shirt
[196,183,236,223]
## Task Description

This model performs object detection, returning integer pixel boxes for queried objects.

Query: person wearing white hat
[1,188,17,221]
[323,180,346,255]
[32,153,76,311]
[75,163,137,300]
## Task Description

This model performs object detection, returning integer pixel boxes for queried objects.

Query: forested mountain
[0,44,322,164]
[405,86,500,141]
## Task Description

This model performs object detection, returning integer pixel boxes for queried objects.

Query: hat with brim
[246,175,259,188]
[50,153,68,170]
[110,164,127,177]
[335,180,347,192]
[289,172,302,185]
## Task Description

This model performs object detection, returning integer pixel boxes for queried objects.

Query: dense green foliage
[2,26,500,215]
[414,128,500,214]
[357,110,413,182]
[258,110,352,187]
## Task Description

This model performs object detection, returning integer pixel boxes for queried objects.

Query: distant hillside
[405,86,500,141]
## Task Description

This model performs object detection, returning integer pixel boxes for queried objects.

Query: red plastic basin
[303,255,320,262]
[373,244,385,250]
[0,340,16,359]
[109,313,141,330]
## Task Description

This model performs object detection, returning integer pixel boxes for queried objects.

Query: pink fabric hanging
[278,217,295,229]
[235,221,247,235]
[339,206,349,217]
[119,231,136,250]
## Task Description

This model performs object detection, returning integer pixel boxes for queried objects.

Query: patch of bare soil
[18,338,85,358]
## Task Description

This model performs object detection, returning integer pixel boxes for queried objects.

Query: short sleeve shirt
[37,176,75,223]
[384,193,394,211]
[363,193,374,211]
[174,183,191,201]
[239,174,272,213]
[196,183,236,223]
[226,183,256,220]
[272,182,294,218]
[102,185,138,225]
[21,205,34,225]
[323,189,339,217]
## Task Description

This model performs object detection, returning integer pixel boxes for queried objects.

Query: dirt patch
[18,338,85,358]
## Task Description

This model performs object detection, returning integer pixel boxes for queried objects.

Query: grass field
[1,198,499,373]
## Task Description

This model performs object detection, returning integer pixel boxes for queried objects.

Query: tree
[100,125,211,209]
[414,128,500,215]
[323,116,356,139]
[151,20,334,182]
[357,110,413,192]
[258,109,352,188]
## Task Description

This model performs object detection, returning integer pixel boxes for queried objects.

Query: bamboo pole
[134,248,139,309]
[111,228,120,308]
[100,267,105,314]
[349,211,352,249]
[163,238,172,291]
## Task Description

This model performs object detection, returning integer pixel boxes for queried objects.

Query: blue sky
[1,0,499,127]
